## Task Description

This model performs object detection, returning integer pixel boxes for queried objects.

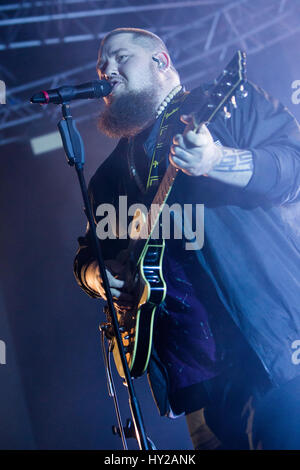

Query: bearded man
[74,28,300,450]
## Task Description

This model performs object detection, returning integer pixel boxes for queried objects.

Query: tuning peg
[236,84,248,99]
[230,95,237,108]
[223,106,231,119]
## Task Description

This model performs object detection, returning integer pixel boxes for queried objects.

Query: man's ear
[152,52,170,70]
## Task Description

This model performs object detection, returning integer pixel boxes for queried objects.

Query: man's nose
[103,63,119,80]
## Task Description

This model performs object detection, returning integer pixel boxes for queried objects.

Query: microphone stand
[57,101,150,450]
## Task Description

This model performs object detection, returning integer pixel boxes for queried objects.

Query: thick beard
[98,88,158,138]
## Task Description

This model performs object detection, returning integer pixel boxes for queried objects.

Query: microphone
[30,80,112,105]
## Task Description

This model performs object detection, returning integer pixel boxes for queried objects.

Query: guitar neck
[146,164,178,239]
[133,164,178,267]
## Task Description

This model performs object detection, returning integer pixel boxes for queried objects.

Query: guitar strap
[126,85,207,199]
[145,85,208,191]
[145,91,190,191]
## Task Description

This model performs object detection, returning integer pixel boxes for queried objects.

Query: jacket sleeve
[73,139,128,298]
[229,81,300,205]
[73,220,101,299]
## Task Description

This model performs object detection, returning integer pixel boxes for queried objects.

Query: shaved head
[98,27,178,76]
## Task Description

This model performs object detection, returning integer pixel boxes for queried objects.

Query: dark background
[0,0,300,449]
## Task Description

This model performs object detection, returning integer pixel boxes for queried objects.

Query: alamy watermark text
[95,196,204,251]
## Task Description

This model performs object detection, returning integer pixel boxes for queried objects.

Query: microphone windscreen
[94,80,112,97]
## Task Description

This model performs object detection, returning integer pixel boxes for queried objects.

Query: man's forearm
[208,146,253,187]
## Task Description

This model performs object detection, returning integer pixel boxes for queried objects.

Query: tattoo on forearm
[213,148,253,173]
[208,147,253,188]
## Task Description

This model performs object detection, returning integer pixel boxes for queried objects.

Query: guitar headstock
[192,50,247,128]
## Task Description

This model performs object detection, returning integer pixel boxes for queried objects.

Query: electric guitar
[105,51,247,378]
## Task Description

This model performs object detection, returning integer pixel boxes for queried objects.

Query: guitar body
[112,239,166,378]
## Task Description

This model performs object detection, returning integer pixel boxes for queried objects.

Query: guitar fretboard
[144,164,178,239]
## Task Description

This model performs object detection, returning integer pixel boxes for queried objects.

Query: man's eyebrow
[108,47,130,56]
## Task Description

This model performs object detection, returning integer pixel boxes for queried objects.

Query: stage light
[30,131,62,155]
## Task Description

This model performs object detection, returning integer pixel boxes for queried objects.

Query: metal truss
[1,0,300,146]
[0,0,228,51]
[164,0,300,86]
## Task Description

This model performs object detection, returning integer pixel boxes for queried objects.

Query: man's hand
[84,257,133,307]
[169,114,223,176]
[169,114,254,187]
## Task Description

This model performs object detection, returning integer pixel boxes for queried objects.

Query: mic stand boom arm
[57,102,150,451]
